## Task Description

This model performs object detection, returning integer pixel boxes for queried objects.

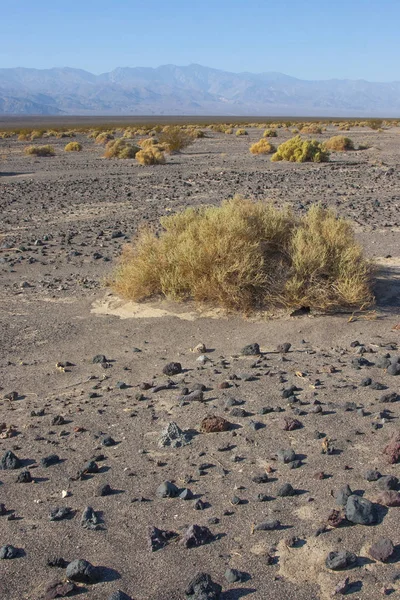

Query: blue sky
[1,0,399,81]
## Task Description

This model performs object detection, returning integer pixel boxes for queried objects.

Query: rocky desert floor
[0,123,400,600]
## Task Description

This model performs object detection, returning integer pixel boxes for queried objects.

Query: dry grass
[112,198,373,313]
[64,141,82,152]
[235,128,248,136]
[323,135,354,151]
[95,132,114,145]
[135,146,166,165]
[24,145,55,157]
[159,126,194,153]
[104,139,139,159]
[271,136,329,163]
[263,129,278,138]
[250,139,276,155]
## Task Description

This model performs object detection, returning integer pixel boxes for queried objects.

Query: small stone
[200,415,230,433]
[277,448,296,464]
[81,506,101,530]
[84,460,99,474]
[4,391,18,401]
[47,556,69,568]
[92,354,107,364]
[376,491,400,506]
[383,433,400,464]
[224,568,245,583]
[327,509,344,528]
[282,417,302,431]
[360,378,372,386]
[345,495,377,525]
[325,551,357,570]
[194,499,206,510]
[380,392,399,403]
[52,415,66,426]
[102,435,116,447]
[108,592,133,600]
[156,481,180,498]
[96,483,112,497]
[387,363,400,376]
[49,507,73,521]
[159,421,191,448]
[66,559,98,583]
[241,343,260,356]
[181,524,213,548]
[179,488,193,500]
[148,526,177,551]
[365,469,381,482]
[192,343,207,354]
[335,485,352,507]
[277,343,291,353]
[44,581,76,600]
[16,470,32,483]
[185,572,222,599]
[0,450,21,470]
[254,520,280,531]
[41,454,60,468]
[162,362,182,376]
[252,473,269,484]
[0,545,18,559]
[377,475,398,491]
[369,538,394,562]
[277,483,296,497]
[332,577,350,596]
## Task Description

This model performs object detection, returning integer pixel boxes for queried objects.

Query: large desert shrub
[263,129,277,138]
[104,139,139,159]
[250,139,276,155]
[235,128,248,136]
[112,198,373,313]
[323,136,354,151]
[24,145,55,157]
[135,146,166,165]
[95,132,114,145]
[271,136,329,163]
[159,126,193,153]
[30,130,45,141]
[64,141,82,152]
[56,131,76,138]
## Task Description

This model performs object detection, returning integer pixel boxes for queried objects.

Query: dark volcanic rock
[181,524,213,548]
[0,545,18,559]
[254,520,281,531]
[377,475,398,491]
[277,483,296,497]
[16,470,32,483]
[49,507,73,521]
[241,343,260,355]
[326,551,357,570]
[185,572,222,599]
[277,448,296,464]
[365,469,381,482]
[277,343,291,353]
[224,568,246,583]
[81,506,101,530]
[159,421,191,448]
[0,450,21,470]
[156,481,180,498]
[162,362,182,376]
[345,495,377,525]
[108,592,133,600]
[148,526,177,551]
[41,454,60,468]
[93,354,107,364]
[95,483,112,497]
[335,485,353,507]
[66,559,98,583]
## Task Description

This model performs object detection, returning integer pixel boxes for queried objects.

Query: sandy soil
[0,125,400,600]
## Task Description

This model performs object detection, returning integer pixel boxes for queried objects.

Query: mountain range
[0,64,399,117]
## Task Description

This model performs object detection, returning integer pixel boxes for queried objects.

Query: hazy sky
[1,0,399,81]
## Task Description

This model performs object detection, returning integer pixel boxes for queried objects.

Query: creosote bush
[24,145,55,157]
[159,126,194,153]
[300,124,322,134]
[104,139,139,159]
[64,141,82,152]
[95,132,114,144]
[323,136,354,151]
[112,198,373,313]
[271,136,329,163]
[250,139,276,155]
[263,129,278,138]
[235,128,248,136]
[135,146,166,165]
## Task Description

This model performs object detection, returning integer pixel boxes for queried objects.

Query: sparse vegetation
[159,126,194,153]
[64,141,82,152]
[135,146,166,165]
[112,198,373,313]
[104,139,139,159]
[323,135,354,151]
[235,128,248,136]
[24,145,55,157]
[271,136,329,163]
[250,139,276,155]
[95,132,114,144]
[263,129,278,138]
[300,124,323,134]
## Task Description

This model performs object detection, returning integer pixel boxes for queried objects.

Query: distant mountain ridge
[0,63,399,116]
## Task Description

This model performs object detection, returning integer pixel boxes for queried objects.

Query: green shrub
[24,145,55,156]
[250,139,276,155]
[112,198,373,313]
[323,136,354,151]
[65,141,82,152]
[271,136,329,163]
[104,139,139,159]
[235,128,248,136]
[300,124,322,134]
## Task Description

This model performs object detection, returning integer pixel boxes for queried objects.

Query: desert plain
[0,120,400,600]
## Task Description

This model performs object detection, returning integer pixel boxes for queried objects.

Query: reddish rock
[369,538,394,562]
[200,415,230,433]
[327,509,344,528]
[282,417,302,431]
[383,433,400,464]
[44,581,76,600]
[376,491,400,507]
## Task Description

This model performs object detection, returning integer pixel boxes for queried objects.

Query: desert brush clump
[250,139,276,155]
[104,139,140,159]
[235,128,248,136]
[24,145,55,157]
[263,129,278,138]
[323,136,354,151]
[64,141,82,152]
[271,136,329,163]
[112,198,373,313]
[135,146,166,165]
[159,126,194,153]
[95,132,114,145]
[300,124,323,134]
